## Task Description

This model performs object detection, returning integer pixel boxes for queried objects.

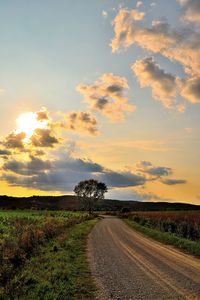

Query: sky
[0,0,199,204]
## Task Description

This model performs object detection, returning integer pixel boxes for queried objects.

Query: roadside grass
[1,218,98,300]
[124,219,200,257]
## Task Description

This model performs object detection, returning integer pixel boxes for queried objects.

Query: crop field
[123,211,200,241]
[123,211,200,257]
[0,210,97,299]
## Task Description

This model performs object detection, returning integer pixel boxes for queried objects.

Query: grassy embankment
[124,211,200,257]
[0,210,98,300]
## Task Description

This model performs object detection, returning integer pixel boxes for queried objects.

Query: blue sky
[0,0,199,203]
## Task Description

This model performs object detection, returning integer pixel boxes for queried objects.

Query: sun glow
[16,112,48,140]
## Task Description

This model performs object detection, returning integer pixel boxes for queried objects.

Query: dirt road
[88,216,200,300]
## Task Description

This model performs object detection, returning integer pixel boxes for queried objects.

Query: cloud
[34,149,46,156]
[31,128,59,147]
[111,8,200,75]
[65,111,98,135]
[1,146,186,195]
[3,155,51,176]
[111,10,178,53]
[135,160,172,177]
[1,108,60,150]
[102,10,108,18]
[178,0,200,23]
[2,174,35,188]
[132,57,180,109]
[165,37,200,76]
[97,171,146,188]
[111,9,200,69]
[77,73,135,121]
[0,149,11,155]
[135,160,152,169]
[136,1,143,8]
[3,132,26,149]
[161,178,187,185]
[36,107,50,121]
[111,8,200,108]
[134,161,187,184]
[0,107,96,156]
[1,149,147,192]
[180,76,200,103]
[54,157,104,173]
[110,8,146,52]
[145,166,172,176]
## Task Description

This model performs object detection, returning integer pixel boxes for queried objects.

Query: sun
[16,112,48,141]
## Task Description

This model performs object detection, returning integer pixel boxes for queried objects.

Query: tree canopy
[74,179,107,213]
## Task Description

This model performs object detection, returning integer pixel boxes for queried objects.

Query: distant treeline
[0,195,200,211]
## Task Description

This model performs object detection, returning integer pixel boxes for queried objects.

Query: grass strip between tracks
[3,218,98,300]
[124,219,200,257]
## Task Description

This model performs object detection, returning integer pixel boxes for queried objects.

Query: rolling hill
[0,195,200,211]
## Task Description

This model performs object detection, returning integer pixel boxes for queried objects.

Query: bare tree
[74,179,107,214]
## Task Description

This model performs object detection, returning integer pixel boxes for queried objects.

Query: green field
[0,210,98,299]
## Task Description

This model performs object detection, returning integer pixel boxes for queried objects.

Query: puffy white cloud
[132,57,181,109]
[77,73,135,121]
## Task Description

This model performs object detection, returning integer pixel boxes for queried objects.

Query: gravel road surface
[88,216,200,300]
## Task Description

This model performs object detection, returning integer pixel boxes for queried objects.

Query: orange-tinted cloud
[132,57,181,109]
[111,10,177,53]
[31,128,59,148]
[77,73,135,121]
[111,7,200,109]
[3,132,26,149]
[178,0,200,23]
[65,111,98,135]
[180,76,200,103]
